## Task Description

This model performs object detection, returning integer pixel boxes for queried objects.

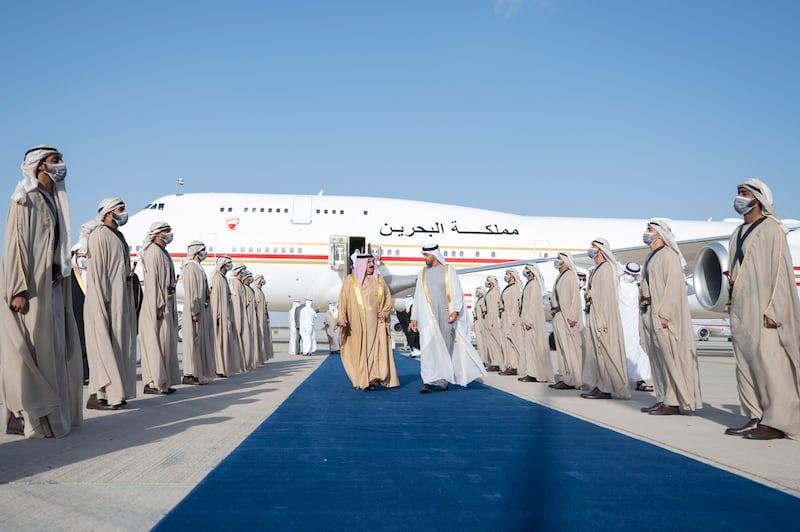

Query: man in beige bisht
[180,241,216,384]
[337,254,399,391]
[580,239,630,400]
[229,264,251,372]
[253,275,272,363]
[82,197,138,409]
[549,252,584,390]
[242,270,260,370]
[1,145,83,437]
[210,256,241,377]
[519,263,555,383]
[498,268,523,376]
[639,220,702,416]
[483,276,503,372]
[472,287,487,364]
[724,179,800,440]
[138,221,179,395]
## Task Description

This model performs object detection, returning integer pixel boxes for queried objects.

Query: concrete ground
[0,337,797,531]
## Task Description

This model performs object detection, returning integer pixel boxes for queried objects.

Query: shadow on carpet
[154,353,800,531]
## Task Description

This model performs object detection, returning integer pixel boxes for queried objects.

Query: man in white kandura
[409,244,486,393]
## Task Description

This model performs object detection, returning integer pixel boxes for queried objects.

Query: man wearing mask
[473,287,488,364]
[229,264,250,372]
[581,239,629,400]
[253,275,272,363]
[139,222,179,395]
[1,145,83,437]
[82,197,137,410]
[498,269,523,376]
[724,179,800,440]
[639,222,701,416]
[181,241,216,385]
[549,252,584,390]
[242,270,259,370]
[210,256,241,377]
[483,275,503,372]
[519,263,554,383]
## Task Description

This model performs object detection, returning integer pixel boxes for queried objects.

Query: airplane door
[291,196,312,224]
[328,235,366,279]
[532,240,552,259]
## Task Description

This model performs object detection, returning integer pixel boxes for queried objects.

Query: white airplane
[119,192,800,320]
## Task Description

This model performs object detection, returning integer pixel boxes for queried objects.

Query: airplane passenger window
[386,250,392,255]
[209,246,214,252]
[281,247,286,253]
[283,208,288,213]
[475,251,480,257]
[135,245,140,251]
[459,251,464,257]
[298,247,302,253]
[290,247,295,253]
[273,247,277,252]
[232,246,237,252]
[219,207,224,212]
[228,208,233,212]
[363,210,368,215]
[443,251,448,257]
[268,208,273,213]
[244,208,249,212]
[316,209,321,214]
[324,209,328,214]
[257,247,261,252]
[491,252,496,258]
[260,208,264,212]
[248,247,253,252]
[340,210,344,215]
[395,249,399,255]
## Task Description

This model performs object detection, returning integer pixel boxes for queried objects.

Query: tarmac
[1,334,797,531]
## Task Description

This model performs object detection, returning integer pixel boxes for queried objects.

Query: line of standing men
[1,145,274,438]
[473,179,800,440]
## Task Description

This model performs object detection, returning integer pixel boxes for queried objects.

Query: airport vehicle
[121,193,800,317]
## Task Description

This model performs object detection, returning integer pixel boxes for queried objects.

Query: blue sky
[1,0,798,243]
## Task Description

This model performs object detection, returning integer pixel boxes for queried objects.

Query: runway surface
[1,339,798,531]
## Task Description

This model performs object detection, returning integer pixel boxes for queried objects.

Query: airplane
[119,192,800,323]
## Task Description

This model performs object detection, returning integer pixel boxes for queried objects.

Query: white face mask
[503,274,509,283]
[113,211,128,226]
[45,163,67,183]
[642,232,655,246]
[587,248,598,259]
[164,232,174,245]
[199,250,208,261]
[554,259,561,270]
[484,281,491,288]
[733,195,755,215]
[623,274,636,283]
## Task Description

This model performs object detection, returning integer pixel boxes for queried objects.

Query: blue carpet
[155,353,800,531]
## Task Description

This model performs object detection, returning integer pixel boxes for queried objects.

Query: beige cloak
[640,246,702,410]
[521,277,555,382]
[84,225,137,405]
[483,287,504,367]
[138,243,179,392]
[243,284,259,370]
[181,261,216,382]
[253,286,269,363]
[551,269,584,387]
[210,270,242,376]
[0,193,83,438]
[338,274,399,389]
[229,276,250,372]
[583,261,630,397]
[500,283,523,371]
[728,217,800,437]
[473,295,488,364]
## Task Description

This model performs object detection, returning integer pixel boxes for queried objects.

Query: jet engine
[694,326,711,341]
[692,241,730,313]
